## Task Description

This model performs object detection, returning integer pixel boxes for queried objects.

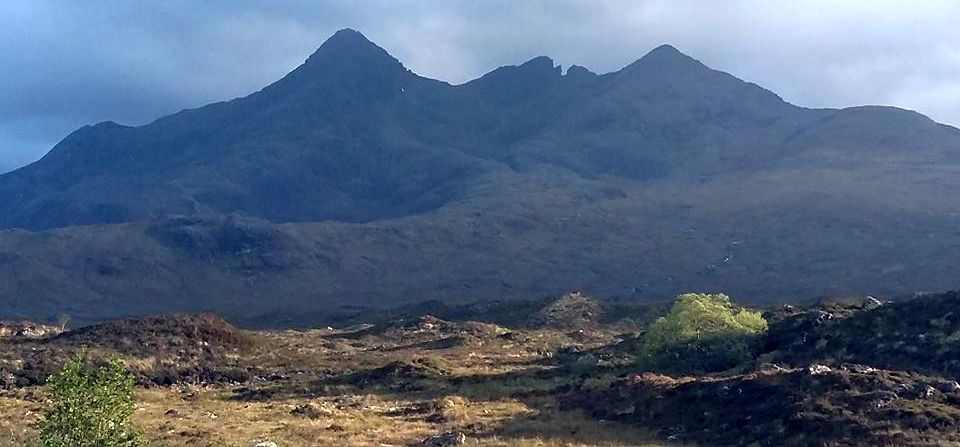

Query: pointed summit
[621,43,708,75]
[261,28,407,102]
[317,28,376,51]
[302,28,401,69]
[647,44,687,58]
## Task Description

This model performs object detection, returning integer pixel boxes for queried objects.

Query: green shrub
[37,350,142,447]
[638,293,768,373]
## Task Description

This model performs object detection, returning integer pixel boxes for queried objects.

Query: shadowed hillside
[1,29,959,323]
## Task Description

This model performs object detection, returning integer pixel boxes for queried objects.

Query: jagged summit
[2,28,960,324]
[466,55,563,104]
[471,55,561,82]
[1,28,953,232]
[565,65,596,78]
[519,56,559,71]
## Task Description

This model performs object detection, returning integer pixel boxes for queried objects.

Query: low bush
[638,293,767,373]
[37,350,142,447]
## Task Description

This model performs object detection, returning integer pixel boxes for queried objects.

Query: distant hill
[1,29,959,324]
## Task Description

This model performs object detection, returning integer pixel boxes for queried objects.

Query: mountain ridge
[1,29,958,324]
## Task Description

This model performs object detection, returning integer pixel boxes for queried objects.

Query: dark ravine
[1,29,959,324]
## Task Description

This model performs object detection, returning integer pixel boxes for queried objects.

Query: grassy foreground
[0,298,665,446]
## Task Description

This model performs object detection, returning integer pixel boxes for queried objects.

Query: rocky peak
[517,56,561,76]
[263,28,407,102]
[303,28,398,67]
[617,43,712,80]
[565,64,596,78]
[467,56,562,104]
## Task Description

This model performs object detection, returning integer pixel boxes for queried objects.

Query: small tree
[55,313,72,333]
[639,293,768,373]
[38,350,142,447]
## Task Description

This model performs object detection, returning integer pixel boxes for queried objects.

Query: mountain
[1,29,959,324]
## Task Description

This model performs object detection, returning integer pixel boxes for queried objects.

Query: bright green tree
[639,293,768,373]
[37,350,142,447]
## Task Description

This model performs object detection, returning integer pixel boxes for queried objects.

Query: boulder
[1,372,16,389]
[916,385,937,399]
[862,296,884,310]
[839,363,877,374]
[862,390,899,408]
[420,431,467,446]
[814,310,834,324]
[291,402,334,419]
[937,381,960,393]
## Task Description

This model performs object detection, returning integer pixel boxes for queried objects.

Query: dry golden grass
[0,318,665,446]
[0,389,42,446]
[123,387,660,446]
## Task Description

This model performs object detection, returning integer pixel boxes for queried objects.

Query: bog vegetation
[28,293,766,445]
[8,290,952,446]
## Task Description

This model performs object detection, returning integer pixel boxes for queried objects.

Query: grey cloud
[2,0,959,173]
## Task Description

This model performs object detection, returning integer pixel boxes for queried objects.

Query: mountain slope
[6,30,957,231]
[1,29,959,324]
[0,30,493,228]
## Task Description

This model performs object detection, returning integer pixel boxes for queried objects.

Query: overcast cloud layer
[1,0,958,173]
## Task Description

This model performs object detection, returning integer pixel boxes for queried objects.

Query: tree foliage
[37,350,142,447]
[639,293,768,373]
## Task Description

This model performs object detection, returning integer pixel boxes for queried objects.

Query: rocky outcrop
[529,292,602,330]
[0,321,60,339]
[419,431,467,447]
[570,365,960,446]
[764,291,960,375]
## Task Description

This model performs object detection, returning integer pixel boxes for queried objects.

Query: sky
[1,0,959,174]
